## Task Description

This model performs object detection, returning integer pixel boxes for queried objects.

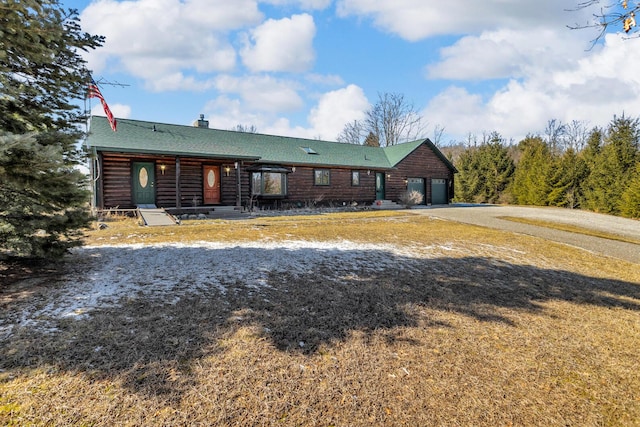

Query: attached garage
[431,178,448,205]
[407,178,425,204]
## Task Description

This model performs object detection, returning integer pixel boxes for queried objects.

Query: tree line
[444,115,640,219]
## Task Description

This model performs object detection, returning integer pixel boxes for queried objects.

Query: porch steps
[137,207,178,226]
[371,200,403,210]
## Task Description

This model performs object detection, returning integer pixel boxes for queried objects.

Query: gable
[384,139,458,173]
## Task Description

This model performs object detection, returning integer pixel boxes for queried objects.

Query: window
[252,172,287,196]
[314,169,330,186]
[300,147,318,154]
[351,171,360,186]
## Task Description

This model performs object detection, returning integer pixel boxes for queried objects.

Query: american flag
[88,78,117,131]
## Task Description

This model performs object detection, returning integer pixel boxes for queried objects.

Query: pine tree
[453,133,514,204]
[619,162,640,218]
[0,1,103,259]
[511,136,553,206]
[547,148,588,208]
[479,134,515,203]
[453,147,481,202]
[582,116,639,214]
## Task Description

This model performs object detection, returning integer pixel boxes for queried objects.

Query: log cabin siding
[286,167,376,204]
[178,159,204,207]
[102,156,132,208]
[155,161,176,208]
[220,170,236,206]
[388,144,455,204]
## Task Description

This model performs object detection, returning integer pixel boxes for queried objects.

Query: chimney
[193,114,209,128]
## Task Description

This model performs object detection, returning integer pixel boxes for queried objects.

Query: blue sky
[64,0,640,144]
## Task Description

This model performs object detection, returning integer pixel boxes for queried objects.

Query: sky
[64,0,640,144]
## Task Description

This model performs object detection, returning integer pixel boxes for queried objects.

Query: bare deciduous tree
[545,119,567,155]
[568,1,639,44]
[564,120,590,151]
[337,92,424,147]
[366,92,424,147]
[234,124,258,133]
[432,124,446,147]
[336,120,365,144]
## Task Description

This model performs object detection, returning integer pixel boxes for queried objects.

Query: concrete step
[371,200,402,210]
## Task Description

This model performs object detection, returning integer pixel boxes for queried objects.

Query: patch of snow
[0,239,528,339]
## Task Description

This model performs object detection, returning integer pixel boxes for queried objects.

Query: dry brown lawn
[1,211,639,426]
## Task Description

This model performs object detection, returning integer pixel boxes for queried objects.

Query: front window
[314,169,330,186]
[351,171,360,186]
[252,172,287,196]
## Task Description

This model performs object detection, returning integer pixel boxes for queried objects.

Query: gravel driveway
[410,205,640,265]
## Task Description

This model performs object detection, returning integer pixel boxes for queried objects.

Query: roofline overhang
[91,146,261,161]
[252,159,395,170]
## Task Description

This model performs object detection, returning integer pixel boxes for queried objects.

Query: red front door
[203,166,221,204]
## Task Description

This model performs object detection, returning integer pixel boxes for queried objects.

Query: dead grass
[1,212,639,426]
[498,215,640,245]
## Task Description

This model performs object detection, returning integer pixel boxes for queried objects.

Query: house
[85,115,457,213]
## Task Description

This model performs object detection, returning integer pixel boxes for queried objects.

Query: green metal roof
[86,116,456,172]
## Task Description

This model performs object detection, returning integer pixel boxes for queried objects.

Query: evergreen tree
[547,148,588,208]
[0,1,103,259]
[478,134,515,203]
[453,147,481,202]
[579,127,603,210]
[363,131,380,147]
[582,116,639,214]
[511,136,553,206]
[620,162,640,218]
[453,133,514,204]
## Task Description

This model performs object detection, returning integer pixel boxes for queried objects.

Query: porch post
[175,156,181,209]
[235,161,241,207]
[97,151,104,210]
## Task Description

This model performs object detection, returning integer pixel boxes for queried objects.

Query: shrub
[399,190,424,208]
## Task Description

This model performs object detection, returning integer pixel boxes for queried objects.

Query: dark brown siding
[102,156,132,208]
[179,159,203,207]
[286,167,376,205]
[387,143,454,204]
[156,161,176,208]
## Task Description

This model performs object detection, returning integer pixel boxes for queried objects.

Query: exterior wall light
[160,164,166,175]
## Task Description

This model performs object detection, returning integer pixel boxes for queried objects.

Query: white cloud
[214,75,304,112]
[305,73,345,86]
[426,28,584,81]
[204,95,266,130]
[91,103,131,120]
[423,34,640,143]
[307,84,370,139]
[204,84,370,140]
[80,0,263,88]
[336,0,598,41]
[261,0,332,9]
[241,14,316,72]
